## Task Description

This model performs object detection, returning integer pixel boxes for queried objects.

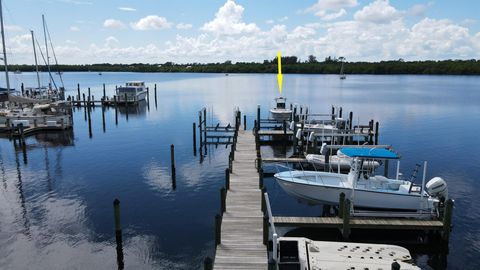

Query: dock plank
[214,130,268,270]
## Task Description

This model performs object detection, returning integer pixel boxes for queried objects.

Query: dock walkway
[213,130,268,270]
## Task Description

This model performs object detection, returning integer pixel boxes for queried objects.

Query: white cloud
[278,16,288,22]
[69,26,80,32]
[321,9,347,21]
[306,0,357,20]
[408,2,433,17]
[118,6,136,12]
[5,25,24,32]
[58,0,92,5]
[105,36,119,47]
[354,0,402,24]
[265,19,274,24]
[176,23,193,30]
[103,19,126,29]
[201,0,259,35]
[131,15,172,30]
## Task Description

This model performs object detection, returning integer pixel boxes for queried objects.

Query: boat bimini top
[340,147,400,160]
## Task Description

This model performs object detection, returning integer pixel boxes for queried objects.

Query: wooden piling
[114,96,118,125]
[82,93,86,107]
[384,159,389,177]
[375,122,379,145]
[391,262,400,270]
[331,106,335,120]
[77,84,80,102]
[103,83,106,101]
[259,168,264,189]
[88,87,91,101]
[338,192,345,218]
[257,105,260,129]
[154,84,157,107]
[263,216,268,245]
[442,199,454,241]
[243,115,246,130]
[342,199,351,239]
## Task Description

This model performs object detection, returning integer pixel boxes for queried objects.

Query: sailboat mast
[42,14,52,88]
[31,30,41,90]
[0,0,11,95]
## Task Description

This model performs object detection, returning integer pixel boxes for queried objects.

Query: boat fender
[295,129,302,140]
[308,132,315,142]
[320,143,328,155]
[289,121,295,130]
[426,177,448,199]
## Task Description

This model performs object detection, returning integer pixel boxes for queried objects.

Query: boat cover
[340,147,399,159]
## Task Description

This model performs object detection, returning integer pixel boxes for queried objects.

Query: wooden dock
[273,216,444,230]
[213,129,268,270]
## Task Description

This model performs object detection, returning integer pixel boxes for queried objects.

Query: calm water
[1,72,479,269]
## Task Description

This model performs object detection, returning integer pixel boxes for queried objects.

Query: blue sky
[2,0,480,64]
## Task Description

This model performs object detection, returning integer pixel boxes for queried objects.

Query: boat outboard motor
[426,177,448,200]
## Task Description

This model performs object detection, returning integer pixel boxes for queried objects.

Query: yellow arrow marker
[277,51,283,94]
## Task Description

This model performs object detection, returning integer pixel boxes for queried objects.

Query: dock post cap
[113,198,120,205]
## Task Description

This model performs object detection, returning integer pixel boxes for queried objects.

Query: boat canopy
[340,147,399,159]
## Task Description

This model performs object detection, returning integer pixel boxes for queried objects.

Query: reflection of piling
[193,123,197,156]
[146,87,150,111]
[225,168,230,190]
[124,93,129,121]
[87,97,92,138]
[215,214,221,245]
[171,144,176,189]
[113,199,124,270]
[102,105,106,133]
[203,257,213,270]
[114,96,118,126]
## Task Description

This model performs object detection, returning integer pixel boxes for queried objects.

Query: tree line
[6,56,480,75]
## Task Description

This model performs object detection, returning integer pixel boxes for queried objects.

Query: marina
[0,72,478,269]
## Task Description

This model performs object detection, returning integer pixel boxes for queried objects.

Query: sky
[2,0,480,64]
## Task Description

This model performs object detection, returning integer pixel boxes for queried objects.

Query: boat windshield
[117,87,136,93]
[277,102,286,109]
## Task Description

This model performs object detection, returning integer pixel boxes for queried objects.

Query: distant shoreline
[7,59,480,75]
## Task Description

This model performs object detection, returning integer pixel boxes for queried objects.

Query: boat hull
[270,109,292,121]
[275,171,430,211]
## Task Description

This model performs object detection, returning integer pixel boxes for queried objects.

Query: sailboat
[274,148,449,216]
[0,0,14,100]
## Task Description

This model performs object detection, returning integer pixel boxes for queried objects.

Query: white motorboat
[276,237,419,270]
[306,148,380,171]
[274,148,448,214]
[270,97,292,121]
[115,81,147,103]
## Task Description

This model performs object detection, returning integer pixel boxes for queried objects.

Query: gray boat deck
[213,130,268,270]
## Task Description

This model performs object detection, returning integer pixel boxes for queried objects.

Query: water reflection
[0,73,479,269]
